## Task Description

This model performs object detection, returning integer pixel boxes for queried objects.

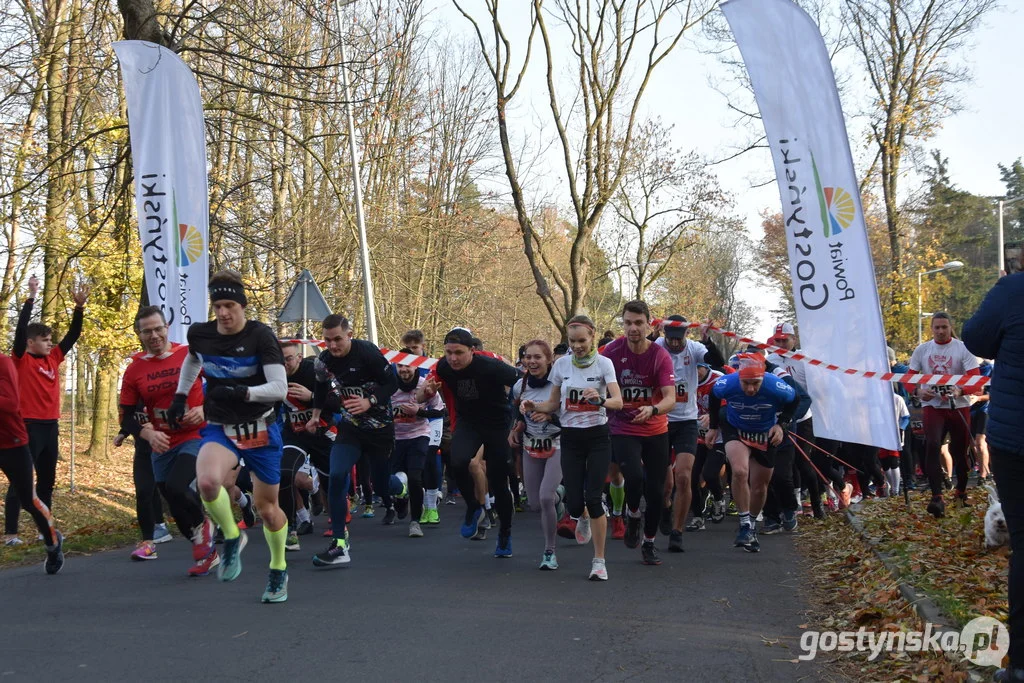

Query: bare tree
[844,0,996,307]
[455,0,715,334]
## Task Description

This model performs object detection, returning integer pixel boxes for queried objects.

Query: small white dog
[985,484,1010,549]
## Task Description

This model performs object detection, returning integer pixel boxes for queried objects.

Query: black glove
[208,384,249,403]
[166,394,188,430]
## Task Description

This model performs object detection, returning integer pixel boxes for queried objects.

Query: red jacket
[0,353,29,449]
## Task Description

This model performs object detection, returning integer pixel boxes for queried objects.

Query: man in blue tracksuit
[963,252,1024,683]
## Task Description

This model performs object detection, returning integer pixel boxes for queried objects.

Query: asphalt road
[0,507,827,682]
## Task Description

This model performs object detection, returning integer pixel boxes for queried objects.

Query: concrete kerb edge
[841,506,987,683]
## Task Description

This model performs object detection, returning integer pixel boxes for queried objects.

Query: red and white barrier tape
[279,339,438,370]
[652,320,989,390]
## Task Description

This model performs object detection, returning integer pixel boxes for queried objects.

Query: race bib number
[933,385,956,398]
[429,420,443,447]
[227,419,269,450]
[565,387,599,413]
[392,404,417,424]
[675,381,688,403]
[287,409,312,432]
[621,386,654,411]
[911,420,924,434]
[524,434,557,459]
[138,410,152,426]
[336,385,365,400]
[737,428,769,452]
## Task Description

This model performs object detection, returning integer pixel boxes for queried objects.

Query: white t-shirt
[766,351,812,422]
[513,377,561,458]
[550,355,618,429]
[908,338,978,409]
[655,338,706,422]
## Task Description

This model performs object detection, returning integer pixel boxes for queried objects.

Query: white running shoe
[588,558,608,581]
[575,516,592,545]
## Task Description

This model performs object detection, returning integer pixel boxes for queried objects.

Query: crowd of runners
[0,270,996,603]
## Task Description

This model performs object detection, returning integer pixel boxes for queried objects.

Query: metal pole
[302,275,308,342]
[69,349,76,494]
[333,0,378,345]
[917,271,923,345]
[998,199,1005,275]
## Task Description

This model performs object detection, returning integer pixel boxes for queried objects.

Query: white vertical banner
[722,0,899,449]
[114,41,209,344]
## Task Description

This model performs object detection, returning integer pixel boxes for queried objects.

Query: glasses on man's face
[140,326,166,337]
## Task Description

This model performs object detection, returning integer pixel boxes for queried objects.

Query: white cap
[773,322,796,338]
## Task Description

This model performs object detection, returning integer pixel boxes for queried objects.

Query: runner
[654,314,725,552]
[417,327,520,557]
[510,340,564,569]
[601,300,676,566]
[307,314,401,566]
[521,318,622,579]
[279,342,326,549]
[4,275,88,545]
[399,330,446,525]
[970,358,993,481]
[908,312,981,518]
[765,323,827,517]
[166,270,290,603]
[704,353,799,553]
[119,306,217,574]
[0,352,63,573]
[694,362,728,527]
[392,349,446,537]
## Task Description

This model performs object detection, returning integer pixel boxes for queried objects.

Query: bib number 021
[228,419,269,450]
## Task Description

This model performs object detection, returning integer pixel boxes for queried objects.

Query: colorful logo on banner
[172,190,205,267]
[812,155,856,238]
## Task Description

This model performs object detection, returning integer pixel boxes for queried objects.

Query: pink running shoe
[130,540,157,561]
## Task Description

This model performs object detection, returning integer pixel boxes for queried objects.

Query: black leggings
[847,442,885,493]
[357,453,373,503]
[279,445,307,526]
[560,424,611,519]
[692,443,726,514]
[809,422,846,492]
[4,421,59,534]
[613,432,670,539]
[132,440,164,541]
[764,442,796,520]
[0,446,57,545]
[392,436,429,520]
[450,422,513,533]
[156,452,203,538]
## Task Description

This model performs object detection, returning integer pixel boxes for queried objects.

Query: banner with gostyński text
[114,41,209,344]
[722,0,900,450]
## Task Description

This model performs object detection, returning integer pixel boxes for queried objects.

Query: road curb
[842,505,987,682]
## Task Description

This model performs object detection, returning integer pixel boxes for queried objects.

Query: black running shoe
[641,541,661,565]
[240,495,256,528]
[927,495,946,518]
[744,531,760,553]
[624,514,642,549]
[667,530,684,553]
[395,496,410,521]
[382,508,397,525]
[658,507,672,536]
[312,539,350,568]
[296,520,314,536]
[44,531,64,575]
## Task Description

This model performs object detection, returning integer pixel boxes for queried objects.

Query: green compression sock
[264,524,287,571]
[610,481,625,515]
[203,487,239,540]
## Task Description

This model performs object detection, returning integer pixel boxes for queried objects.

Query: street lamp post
[332,0,378,345]
[917,261,964,343]
[998,196,1024,276]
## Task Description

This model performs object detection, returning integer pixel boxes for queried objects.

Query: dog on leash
[985,484,1010,549]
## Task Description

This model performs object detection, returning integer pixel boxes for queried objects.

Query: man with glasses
[119,306,218,575]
